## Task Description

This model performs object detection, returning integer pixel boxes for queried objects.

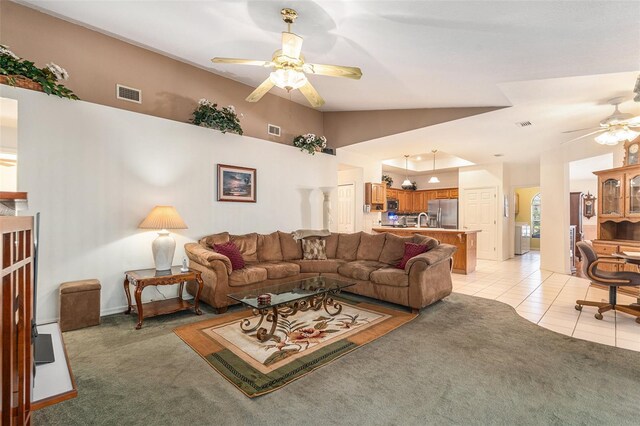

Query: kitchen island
[372,227,480,274]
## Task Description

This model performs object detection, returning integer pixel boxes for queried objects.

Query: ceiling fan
[211,8,363,108]
[563,97,640,146]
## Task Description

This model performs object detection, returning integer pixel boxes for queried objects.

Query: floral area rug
[174,298,417,397]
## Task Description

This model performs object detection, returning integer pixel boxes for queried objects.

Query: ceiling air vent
[116,84,142,104]
[267,124,281,137]
[515,121,532,127]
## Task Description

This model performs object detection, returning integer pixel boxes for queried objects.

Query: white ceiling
[342,71,640,167]
[382,151,474,175]
[569,153,613,181]
[19,0,640,111]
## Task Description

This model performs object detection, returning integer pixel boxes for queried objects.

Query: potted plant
[382,174,393,188]
[292,133,327,155]
[0,45,78,99]
[410,182,418,191]
[191,98,243,135]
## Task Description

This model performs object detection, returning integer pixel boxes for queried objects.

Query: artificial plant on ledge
[293,133,327,155]
[191,98,243,135]
[0,45,78,99]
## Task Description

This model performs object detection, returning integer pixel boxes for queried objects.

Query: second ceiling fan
[211,8,362,108]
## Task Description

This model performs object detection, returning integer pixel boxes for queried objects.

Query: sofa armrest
[405,243,457,274]
[184,243,232,275]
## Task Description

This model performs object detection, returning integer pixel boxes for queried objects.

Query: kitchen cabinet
[426,190,437,202]
[449,188,459,198]
[412,191,426,212]
[436,189,450,199]
[398,191,410,213]
[365,182,387,211]
[386,189,398,200]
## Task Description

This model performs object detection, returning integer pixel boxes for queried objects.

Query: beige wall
[324,106,504,148]
[0,1,323,145]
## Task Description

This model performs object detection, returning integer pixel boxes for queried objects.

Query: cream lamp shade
[139,206,187,271]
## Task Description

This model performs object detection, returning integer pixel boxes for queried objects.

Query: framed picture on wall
[217,164,257,202]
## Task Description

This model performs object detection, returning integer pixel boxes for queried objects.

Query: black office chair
[575,241,640,323]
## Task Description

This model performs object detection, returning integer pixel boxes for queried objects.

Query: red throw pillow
[213,241,245,271]
[396,243,428,269]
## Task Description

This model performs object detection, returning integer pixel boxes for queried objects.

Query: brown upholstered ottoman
[59,279,101,332]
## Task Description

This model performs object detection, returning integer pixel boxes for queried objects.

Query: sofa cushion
[200,232,230,249]
[356,232,387,261]
[397,243,429,269]
[213,241,245,271]
[338,260,386,281]
[336,232,362,261]
[278,231,303,260]
[257,232,283,261]
[292,259,346,274]
[325,233,339,258]
[259,261,300,279]
[228,264,268,287]
[379,233,414,265]
[370,267,409,287]
[302,238,327,260]
[412,234,439,251]
[230,233,258,262]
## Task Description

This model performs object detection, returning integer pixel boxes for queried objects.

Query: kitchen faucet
[417,212,428,228]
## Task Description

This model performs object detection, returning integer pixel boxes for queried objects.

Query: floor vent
[267,124,281,137]
[516,121,532,127]
[116,84,142,104]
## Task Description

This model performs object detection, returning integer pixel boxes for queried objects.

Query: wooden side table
[124,266,203,329]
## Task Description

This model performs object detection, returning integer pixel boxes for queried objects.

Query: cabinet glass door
[601,178,621,216]
[628,175,640,215]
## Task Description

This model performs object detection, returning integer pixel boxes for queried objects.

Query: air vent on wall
[267,124,281,137]
[116,84,142,104]
[515,121,532,127]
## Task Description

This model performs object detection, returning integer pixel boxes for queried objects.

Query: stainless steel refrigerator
[427,199,459,229]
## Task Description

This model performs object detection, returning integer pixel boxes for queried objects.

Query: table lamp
[139,206,187,271]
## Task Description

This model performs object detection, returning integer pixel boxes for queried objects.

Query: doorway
[514,186,541,255]
[337,183,355,233]
[462,187,497,260]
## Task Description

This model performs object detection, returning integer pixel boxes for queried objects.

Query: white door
[463,187,497,260]
[337,184,355,233]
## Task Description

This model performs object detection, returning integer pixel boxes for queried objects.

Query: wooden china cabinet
[592,162,640,296]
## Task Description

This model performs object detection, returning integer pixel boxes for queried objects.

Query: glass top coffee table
[228,276,354,342]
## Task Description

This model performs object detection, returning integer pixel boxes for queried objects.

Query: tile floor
[452,251,640,352]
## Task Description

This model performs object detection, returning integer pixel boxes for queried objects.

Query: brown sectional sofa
[184,231,457,313]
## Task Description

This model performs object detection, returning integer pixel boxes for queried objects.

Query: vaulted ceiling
[18,0,640,111]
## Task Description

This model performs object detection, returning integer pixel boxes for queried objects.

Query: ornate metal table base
[240,289,343,342]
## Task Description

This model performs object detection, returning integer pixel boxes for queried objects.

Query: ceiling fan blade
[627,115,640,127]
[561,127,601,134]
[302,63,363,80]
[211,57,273,67]
[281,32,303,59]
[298,81,325,108]
[246,78,275,103]
[561,129,608,144]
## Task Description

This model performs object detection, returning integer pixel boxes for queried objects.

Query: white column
[540,151,570,274]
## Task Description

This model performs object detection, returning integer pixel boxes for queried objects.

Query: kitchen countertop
[372,227,481,234]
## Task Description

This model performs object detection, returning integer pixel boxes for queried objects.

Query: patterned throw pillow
[396,243,428,269]
[302,238,328,260]
[213,241,245,271]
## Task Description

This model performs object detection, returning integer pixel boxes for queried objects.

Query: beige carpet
[175,298,417,397]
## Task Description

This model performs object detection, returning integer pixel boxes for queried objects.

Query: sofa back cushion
[356,232,387,261]
[230,233,258,262]
[278,231,303,260]
[257,231,283,261]
[200,232,230,249]
[379,233,414,265]
[325,233,339,258]
[336,232,362,261]
[412,234,439,251]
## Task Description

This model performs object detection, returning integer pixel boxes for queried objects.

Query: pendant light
[401,155,413,189]
[428,150,440,184]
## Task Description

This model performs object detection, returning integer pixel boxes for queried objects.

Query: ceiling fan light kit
[211,8,362,108]
[563,98,640,145]
[594,126,640,146]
